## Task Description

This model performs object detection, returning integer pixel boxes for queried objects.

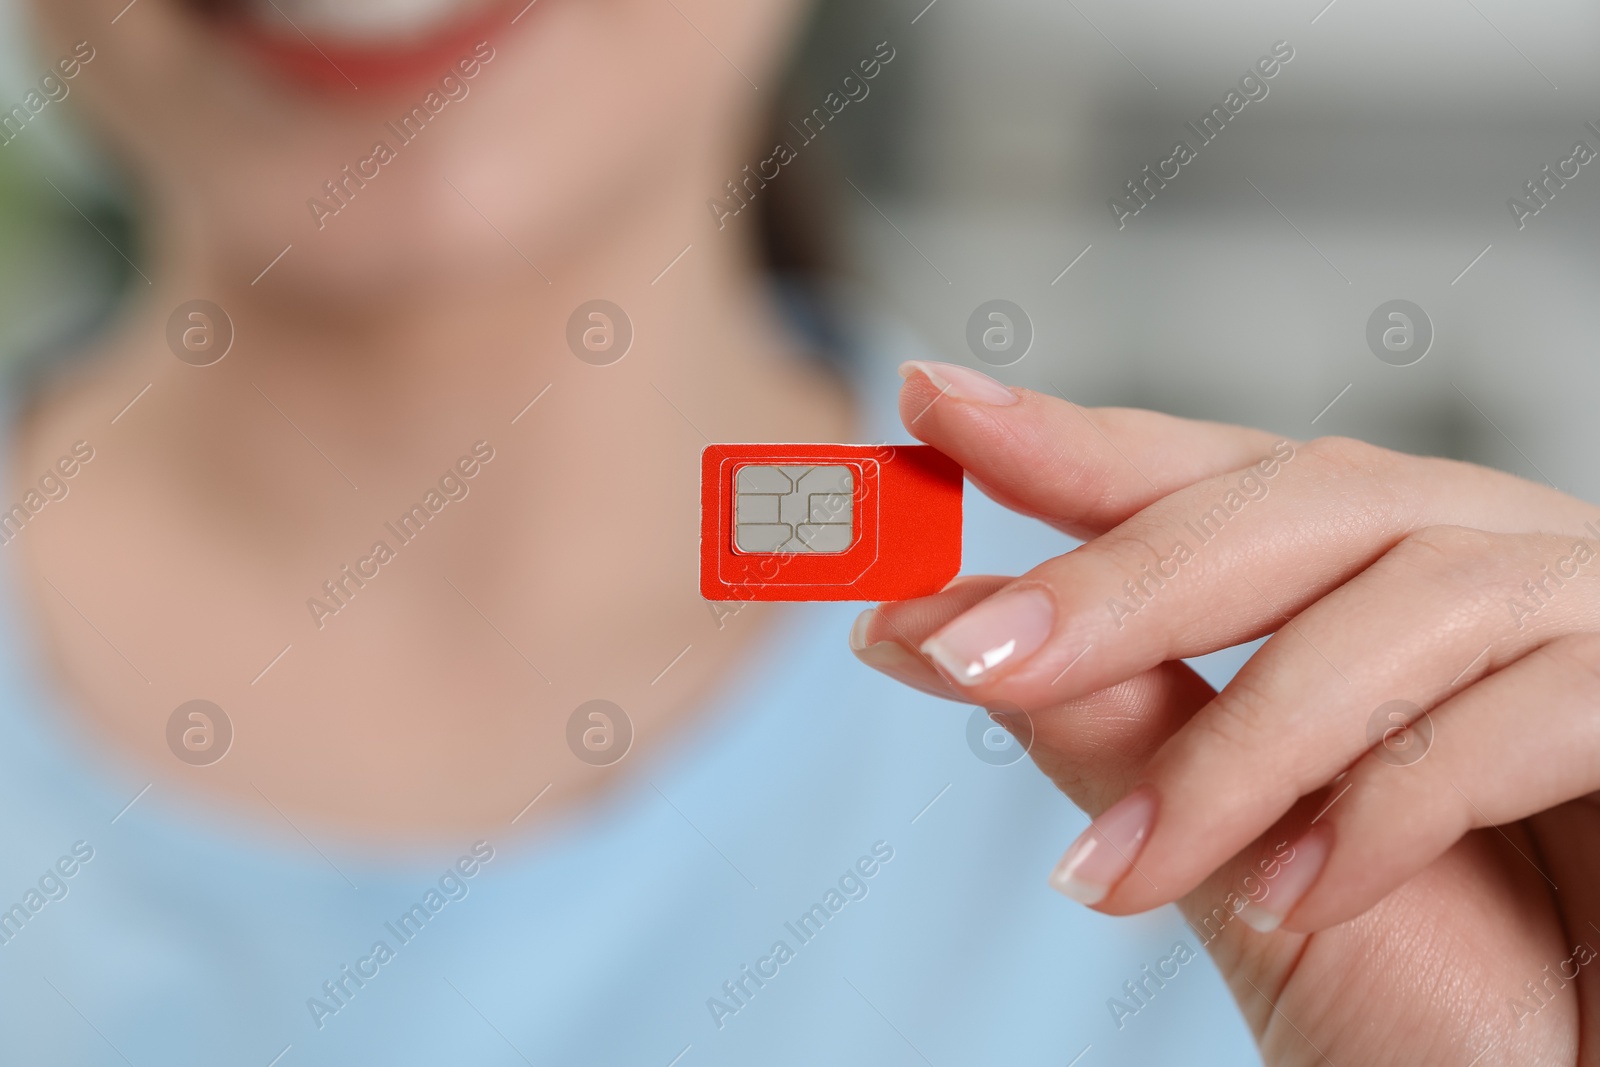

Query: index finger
[898,360,1287,539]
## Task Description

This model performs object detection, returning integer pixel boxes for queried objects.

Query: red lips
[207,0,525,93]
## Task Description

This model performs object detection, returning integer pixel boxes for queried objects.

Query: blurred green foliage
[0,114,139,374]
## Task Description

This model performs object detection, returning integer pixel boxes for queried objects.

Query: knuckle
[1172,658,1335,800]
[1290,436,1415,529]
[1543,633,1600,692]
[1299,435,1392,477]
[1060,425,1144,522]
[1400,524,1500,563]
[1067,460,1127,529]
[1084,524,1191,647]
[1386,526,1517,591]
[1096,523,1180,577]
[1385,526,1528,631]
[1383,527,1592,638]
[1189,672,1278,757]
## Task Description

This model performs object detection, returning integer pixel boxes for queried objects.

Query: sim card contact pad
[733,464,855,554]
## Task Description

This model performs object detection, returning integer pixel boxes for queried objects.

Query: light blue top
[0,321,1261,1065]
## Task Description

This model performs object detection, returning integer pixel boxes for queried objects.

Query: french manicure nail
[1050,788,1159,905]
[1238,827,1331,934]
[853,640,931,679]
[848,608,877,652]
[898,360,1019,406]
[920,585,1054,686]
[851,610,927,675]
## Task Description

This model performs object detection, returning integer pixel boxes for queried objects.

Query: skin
[22,2,1589,1062]
[16,0,848,847]
[857,362,1600,1065]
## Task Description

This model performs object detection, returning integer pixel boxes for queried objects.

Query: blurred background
[3,0,1598,491]
[0,3,1594,1062]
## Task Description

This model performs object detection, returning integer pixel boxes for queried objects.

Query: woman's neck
[14,203,856,847]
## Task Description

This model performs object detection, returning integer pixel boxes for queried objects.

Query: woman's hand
[854,360,1600,1066]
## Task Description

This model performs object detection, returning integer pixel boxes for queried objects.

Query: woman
[4,0,1594,1064]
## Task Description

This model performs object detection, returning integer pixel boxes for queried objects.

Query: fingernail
[1049,787,1158,905]
[920,585,1054,686]
[853,639,928,677]
[898,360,1019,406]
[1238,827,1331,934]
[848,608,877,652]
[851,609,924,673]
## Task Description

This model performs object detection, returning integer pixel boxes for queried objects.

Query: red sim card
[700,443,963,602]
